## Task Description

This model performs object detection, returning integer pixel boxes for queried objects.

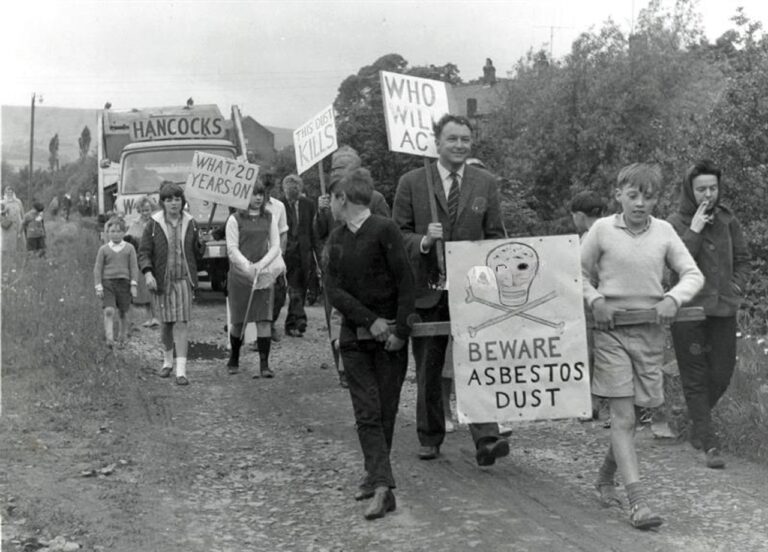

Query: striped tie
[447,172,460,225]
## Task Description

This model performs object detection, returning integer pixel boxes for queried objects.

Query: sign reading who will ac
[380,71,450,158]
[293,105,338,175]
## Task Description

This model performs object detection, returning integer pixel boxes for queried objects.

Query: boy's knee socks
[625,481,646,509]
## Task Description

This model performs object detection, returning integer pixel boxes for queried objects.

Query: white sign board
[293,105,338,175]
[380,71,450,158]
[446,236,591,423]
[185,151,259,211]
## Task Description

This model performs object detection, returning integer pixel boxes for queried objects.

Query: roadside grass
[1,219,146,433]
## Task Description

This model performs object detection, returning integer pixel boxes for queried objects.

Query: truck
[97,102,248,291]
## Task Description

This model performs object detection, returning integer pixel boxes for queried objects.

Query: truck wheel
[210,273,226,292]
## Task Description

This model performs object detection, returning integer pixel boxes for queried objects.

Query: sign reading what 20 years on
[185,151,259,211]
[293,105,338,175]
[446,235,591,423]
[380,71,450,158]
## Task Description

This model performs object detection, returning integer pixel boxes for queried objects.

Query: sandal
[158,366,173,378]
[175,376,189,386]
[629,502,663,530]
[595,482,623,508]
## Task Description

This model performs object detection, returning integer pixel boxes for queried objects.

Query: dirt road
[3,290,768,551]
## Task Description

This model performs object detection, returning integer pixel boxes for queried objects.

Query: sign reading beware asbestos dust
[446,235,591,423]
[293,105,338,175]
[379,71,451,158]
[185,152,259,210]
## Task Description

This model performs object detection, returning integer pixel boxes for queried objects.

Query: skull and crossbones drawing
[464,242,563,337]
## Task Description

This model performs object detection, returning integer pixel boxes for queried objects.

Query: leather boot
[227,334,241,374]
[256,337,274,378]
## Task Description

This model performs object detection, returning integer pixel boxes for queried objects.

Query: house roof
[451,81,509,117]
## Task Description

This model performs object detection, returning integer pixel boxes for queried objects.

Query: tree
[78,126,91,160]
[333,54,463,203]
[48,133,59,172]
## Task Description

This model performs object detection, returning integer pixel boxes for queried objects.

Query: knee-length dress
[226,211,276,325]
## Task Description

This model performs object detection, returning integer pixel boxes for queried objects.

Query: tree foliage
[78,126,91,160]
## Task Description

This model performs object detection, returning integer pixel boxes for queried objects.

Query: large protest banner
[446,236,591,423]
[293,104,337,175]
[185,151,259,211]
[380,71,450,158]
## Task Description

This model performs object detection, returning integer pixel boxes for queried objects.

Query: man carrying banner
[392,114,510,466]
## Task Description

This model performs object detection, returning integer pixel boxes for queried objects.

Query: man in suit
[392,114,510,466]
[282,174,319,337]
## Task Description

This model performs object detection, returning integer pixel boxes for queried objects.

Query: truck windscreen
[122,148,236,193]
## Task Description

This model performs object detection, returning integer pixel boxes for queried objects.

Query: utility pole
[28,92,42,206]
[535,25,572,59]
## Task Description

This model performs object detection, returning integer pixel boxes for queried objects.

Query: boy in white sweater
[581,164,703,530]
[94,217,139,348]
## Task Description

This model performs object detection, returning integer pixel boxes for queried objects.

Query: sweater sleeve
[139,221,155,275]
[225,214,251,273]
[258,212,282,269]
[580,222,603,307]
[383,221,415,339]
[664,225,704,306]
[94,246,106,289]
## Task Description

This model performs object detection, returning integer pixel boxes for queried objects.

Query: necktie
[447,172,460,225]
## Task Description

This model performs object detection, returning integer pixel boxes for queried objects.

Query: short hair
[331,145,362,172]
[282,174,303,188]
[106,216,127,232]
[433,114,473,140]
[329,168,374,206]
[136,195,156,211]
[616,163,662,195]
[570,191,607,218]
[158,180,186,209]
[685,159,721,187]
[33,201,45,211]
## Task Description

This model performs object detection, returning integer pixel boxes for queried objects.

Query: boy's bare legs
[117,311,128,346]
[103,307,115,347]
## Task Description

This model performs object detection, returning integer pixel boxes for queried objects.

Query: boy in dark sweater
[323,168,415,521]
[94,217,139,348]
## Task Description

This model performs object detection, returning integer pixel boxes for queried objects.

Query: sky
[2,0,767,129]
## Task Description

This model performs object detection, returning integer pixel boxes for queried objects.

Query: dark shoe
[175,376,189,386]
[354,487,375,501]
[260,367,275,379]
[417,445,439,460]
[339,371,349,388]
[364,488,396,520]
[297,323,307,334]
[286,328,302,338]
[595,481,623,508]
[227,362,239,375]
[476,438,510,467]
[690,434,703,450]
[705,448,725,469]
[629,502,663,530]
[159,366,172,378]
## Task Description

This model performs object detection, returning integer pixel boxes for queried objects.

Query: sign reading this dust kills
[379,71,450,158]
[293,105,338,175]
[446,236,591,423]
[185,151,259,210]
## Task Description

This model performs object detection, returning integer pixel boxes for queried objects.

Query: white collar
[346,208,371,234]
[108,240,126,252]
[436,162,465,183]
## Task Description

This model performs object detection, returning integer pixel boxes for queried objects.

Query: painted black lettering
[484,367,496,385]
[499,366,511,384]
[468,342,481,362]
[485,341,497,362]
[573,362,585,381]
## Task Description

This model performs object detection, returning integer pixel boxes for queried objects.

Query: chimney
[482,58,496,85]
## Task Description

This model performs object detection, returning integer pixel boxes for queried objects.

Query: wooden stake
[318,162,326,196]
[423,157,445,283]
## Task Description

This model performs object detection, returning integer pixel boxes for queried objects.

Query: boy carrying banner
[581,163,703,530]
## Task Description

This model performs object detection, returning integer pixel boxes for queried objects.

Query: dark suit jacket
[285,196,319,287]
[392,162,506,308]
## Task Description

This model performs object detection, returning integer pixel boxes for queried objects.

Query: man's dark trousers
[341,338,408,489]
[414,293,499,448]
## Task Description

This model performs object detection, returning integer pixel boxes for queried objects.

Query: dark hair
[33,201,45,212]
[158,180,186,210]
[245,181,268,217]
[685,159,721,188]
[433,114,473,140]
[570,191,607,218]
[329,168,374,206]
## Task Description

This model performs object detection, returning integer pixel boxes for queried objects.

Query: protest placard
[379,71,451,158]
[446,236,591,423]
[184,151,259,211]
[293,105,337,175]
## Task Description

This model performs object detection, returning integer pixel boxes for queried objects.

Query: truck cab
[97,103,248,291]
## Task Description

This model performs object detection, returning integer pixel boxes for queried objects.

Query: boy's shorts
[591,324,665,408]
[102,279,132,314]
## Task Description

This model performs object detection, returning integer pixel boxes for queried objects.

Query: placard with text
[185,151,259,210]
[379,71,450,158]
[293,105,338,175]
[446,236,591,423]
